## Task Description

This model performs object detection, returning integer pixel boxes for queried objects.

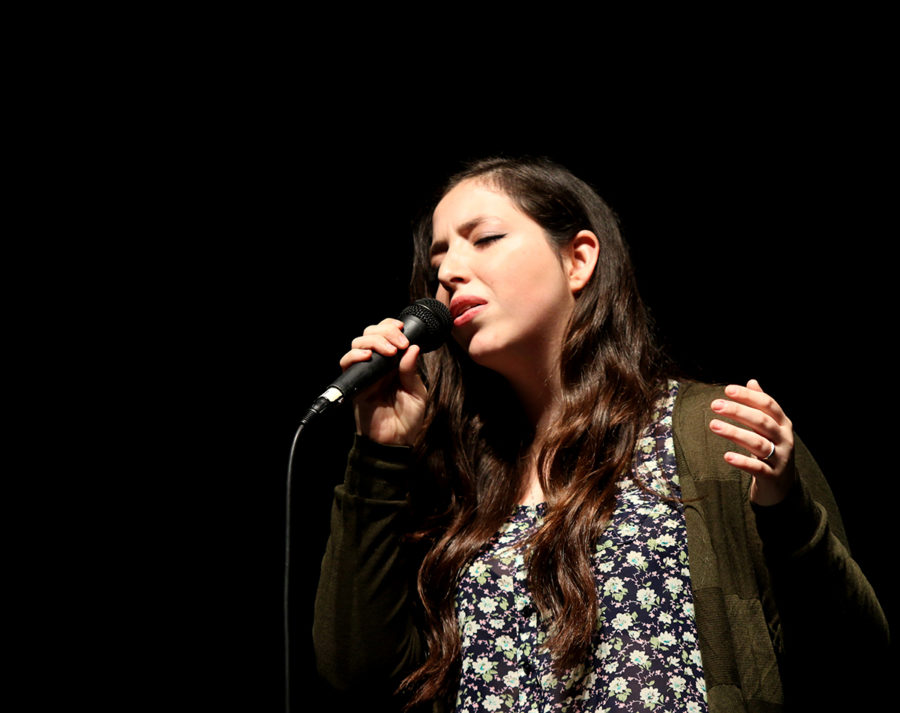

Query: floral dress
[453,381,708,712]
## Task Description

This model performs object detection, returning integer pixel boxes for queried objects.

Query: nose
[436,243,470,292]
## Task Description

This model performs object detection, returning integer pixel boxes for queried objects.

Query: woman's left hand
[709,379,796,506]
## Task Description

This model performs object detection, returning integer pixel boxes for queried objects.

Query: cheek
[499,255,571,314]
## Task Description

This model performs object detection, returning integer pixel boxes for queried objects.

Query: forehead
[431,179,519,240]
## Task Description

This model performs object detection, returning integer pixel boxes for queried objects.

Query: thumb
[397,344,425,394]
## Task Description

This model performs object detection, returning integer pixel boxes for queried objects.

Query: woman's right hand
[339,318,428,446]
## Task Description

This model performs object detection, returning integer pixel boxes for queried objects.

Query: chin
[460,333,515,374]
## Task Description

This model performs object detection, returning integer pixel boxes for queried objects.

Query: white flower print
[477,597,497,614]
[637,587,658,609]
[657,533,676,549]
[657,632,678,649]
[610,676,631,698]
[629,650,651,669]
[695,676,707,698]
[468,561,489,579]
[626,550,648,570]
[619,522,639,538]
[640,685,662,708]
[462,619,478,643]
[664,577,684,597]
[611,612,634,631]
[472,656,496,681]
[452,381,707,713]
[603,577,627,600]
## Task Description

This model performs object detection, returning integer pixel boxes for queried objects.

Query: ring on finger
[760,440,775,461]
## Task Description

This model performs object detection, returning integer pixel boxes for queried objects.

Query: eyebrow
[429,215,500,259]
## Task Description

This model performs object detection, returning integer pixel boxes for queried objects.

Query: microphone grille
[399,298,452,353]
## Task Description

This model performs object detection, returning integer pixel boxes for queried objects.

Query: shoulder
[672,380,724,443]
[670,380,735,486]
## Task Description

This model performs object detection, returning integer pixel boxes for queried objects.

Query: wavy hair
[400,156,670,708]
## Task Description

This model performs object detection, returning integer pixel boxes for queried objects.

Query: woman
[313,157,889,712]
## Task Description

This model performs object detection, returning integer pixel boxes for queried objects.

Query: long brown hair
[401,156,669,707]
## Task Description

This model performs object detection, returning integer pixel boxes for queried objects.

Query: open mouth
[450,296,487,327]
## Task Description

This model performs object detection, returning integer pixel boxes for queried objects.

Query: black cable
[284,419,306,713]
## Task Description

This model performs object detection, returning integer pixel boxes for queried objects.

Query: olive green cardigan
[313,381,890,712]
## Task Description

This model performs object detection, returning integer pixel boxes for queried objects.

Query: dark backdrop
[147,100,895,711]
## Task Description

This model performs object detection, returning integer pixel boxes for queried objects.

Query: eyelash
[475,233,506,246]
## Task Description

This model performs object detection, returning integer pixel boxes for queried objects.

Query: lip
[449,295,487,327]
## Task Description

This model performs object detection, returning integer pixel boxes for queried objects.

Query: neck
[505,361,562,507]
[508,363,561,436]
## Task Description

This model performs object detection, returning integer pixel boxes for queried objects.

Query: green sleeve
[312,435,426,702]
[674,380,890,710]
[751,436,891,704]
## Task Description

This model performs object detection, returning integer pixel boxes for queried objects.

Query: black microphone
[300,298,452,425]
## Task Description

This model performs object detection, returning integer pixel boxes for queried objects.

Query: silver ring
[761,441,775,461]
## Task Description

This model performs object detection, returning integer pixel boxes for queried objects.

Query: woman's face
[430,178,577,379]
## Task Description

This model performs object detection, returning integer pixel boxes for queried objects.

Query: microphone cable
[283,418,306,713]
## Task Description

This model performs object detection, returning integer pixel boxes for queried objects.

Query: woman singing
[313,156,889,712]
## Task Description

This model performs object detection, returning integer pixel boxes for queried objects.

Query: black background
[239,133,894,709]
[81,46,896,711]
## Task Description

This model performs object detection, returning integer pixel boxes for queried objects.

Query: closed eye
[475,233,506,246]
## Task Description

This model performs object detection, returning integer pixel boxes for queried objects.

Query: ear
[563,230,599,294]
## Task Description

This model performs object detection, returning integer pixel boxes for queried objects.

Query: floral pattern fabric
[454,381,708,712]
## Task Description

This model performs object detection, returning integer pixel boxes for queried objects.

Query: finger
[363,319,410,348]
[351,333,405,357]
[398,343,420,373]
[723,450,776,477]
[709,418,776,460]
[721,383,788,423]
[710,398,781,439]
[339,348,374,371]
[396,344,425,395]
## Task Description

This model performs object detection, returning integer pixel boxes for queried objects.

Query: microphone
[300,298,452,425]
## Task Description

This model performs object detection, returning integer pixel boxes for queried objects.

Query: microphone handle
[299,350,402,426]
[299,312,434,425]
[328,348,403,402]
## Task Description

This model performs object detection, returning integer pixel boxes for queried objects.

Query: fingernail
[712,399,725,410]
[725,385,738,397]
